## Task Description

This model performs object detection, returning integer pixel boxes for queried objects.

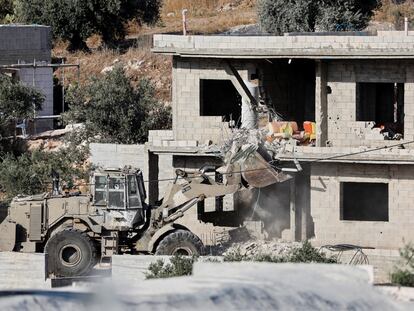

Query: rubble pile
[222,240,302,259]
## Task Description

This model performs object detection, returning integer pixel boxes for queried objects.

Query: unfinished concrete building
[148,31,414,257]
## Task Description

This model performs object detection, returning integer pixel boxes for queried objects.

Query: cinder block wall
[0,25,51,64]
[326,60,414,147]
[0,25,53,130]
[311,163,414,249]
[172,57,250,143]
[19,67,53,119]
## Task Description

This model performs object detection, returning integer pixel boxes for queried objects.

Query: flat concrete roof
[152,32,414,59]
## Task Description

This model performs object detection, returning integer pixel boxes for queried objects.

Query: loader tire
[45,229,97,277]
[155,230,205,256]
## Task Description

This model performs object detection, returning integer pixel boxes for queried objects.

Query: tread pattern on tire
[155,229,205,256]
[45,228,97,277]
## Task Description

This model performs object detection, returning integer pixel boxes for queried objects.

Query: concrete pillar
[147,152,159,204]
[241,80,259,129]
[296,165,312,240]
[315,61,328,147]
[290,178,297,241]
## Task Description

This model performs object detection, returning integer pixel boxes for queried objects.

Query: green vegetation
[0,0,14,23]
[0,74,87,202]
[391,243,414,287]
[65,67,171,145]
[145,242,337,280]
[0,75,43,125]
[145,255,197,279]
[0,145,88,201]
[0,74,44,153]
[17,0,162,50]
[258,0,379,34]
[224,241,338,263]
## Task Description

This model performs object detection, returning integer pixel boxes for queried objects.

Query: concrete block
[0,252,50,289]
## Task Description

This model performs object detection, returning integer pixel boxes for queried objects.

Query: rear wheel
[155,230,205,256]
[45,229,97,277]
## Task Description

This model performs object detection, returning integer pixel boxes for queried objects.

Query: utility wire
[142,139,414,184]
[47,139,414,187]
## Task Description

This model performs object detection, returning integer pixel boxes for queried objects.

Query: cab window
[108,177,125,209]
[94,176,107,205]
[128,175,141,208]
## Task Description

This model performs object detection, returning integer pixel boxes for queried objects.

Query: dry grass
[163,0,228,16]
[374,0,414,29]
[52,0,258,103]
[53,42,172,102]
[131,0,257,35]
[162,0,256,16]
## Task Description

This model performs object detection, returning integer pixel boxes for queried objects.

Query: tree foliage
[17,0,162,50]
[0,75,44,123]
[258,0,380,34]
[0,0,14,22]
[0,146,88,200]
[0,74,44,153]
[64,67,172,145]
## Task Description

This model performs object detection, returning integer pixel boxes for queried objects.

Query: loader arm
[158,169,242,225]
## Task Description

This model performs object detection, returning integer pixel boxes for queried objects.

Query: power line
[40,139,414,186]
[143,139,414,184]
[308,139,414,163]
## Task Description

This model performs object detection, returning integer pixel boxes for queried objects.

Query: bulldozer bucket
[0,219,16,252]
[242,151,291,188]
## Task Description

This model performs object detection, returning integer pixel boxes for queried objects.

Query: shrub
[224,241,337,263]
[64,67,172,145]
[257,0,379,34]
[17,0,162,50]
[391,269,414,287]
[289,240,337,263]
[391,243,414,287]
[145,255,197,279]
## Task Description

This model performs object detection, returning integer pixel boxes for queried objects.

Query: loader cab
[92,168,146,210]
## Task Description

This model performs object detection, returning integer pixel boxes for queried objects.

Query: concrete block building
[0,25,53,131]
[149,31,414,255]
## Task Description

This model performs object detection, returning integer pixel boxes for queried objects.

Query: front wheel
[45,229,97,277]
[155,230,205,256]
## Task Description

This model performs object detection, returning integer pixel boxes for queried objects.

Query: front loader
[0,148,290,277]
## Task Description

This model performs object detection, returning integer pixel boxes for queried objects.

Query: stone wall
[311,163,414,249]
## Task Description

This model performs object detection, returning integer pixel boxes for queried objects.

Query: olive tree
[65,67,171,144]
[258,0,380,34]
[17,0,162,51]
[0,0,14,22]
[0,75,44,153]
